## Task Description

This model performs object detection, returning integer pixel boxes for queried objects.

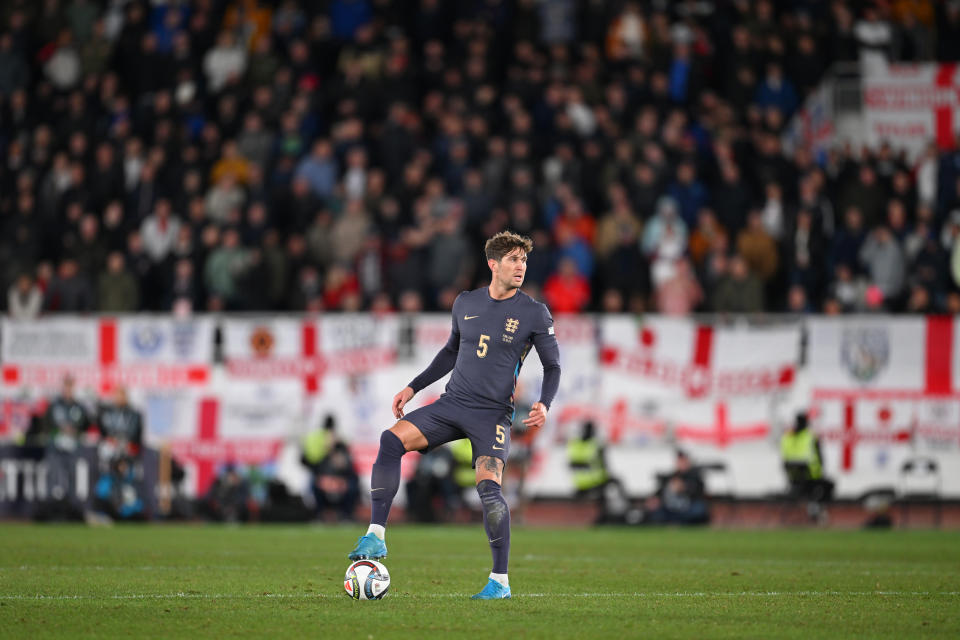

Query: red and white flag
[1,317,212,393]
[808,316,960,475]
[597,317,798,447]
[222,316,398,394]
[600,317,798,400]
[863,62,960,158]
[167,384,299,495]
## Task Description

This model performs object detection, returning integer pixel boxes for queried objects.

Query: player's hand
[392,386,415,419]
[522,402,548,429]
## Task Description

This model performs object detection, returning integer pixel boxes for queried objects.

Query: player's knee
[476,478,504,503]
[376,430,406,462]
[477,479,508,527]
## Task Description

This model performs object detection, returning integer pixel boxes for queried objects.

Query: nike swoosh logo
[370,488,385,492]
[488,537,503,543]
[492,445,505,450]
[464,315,479,320]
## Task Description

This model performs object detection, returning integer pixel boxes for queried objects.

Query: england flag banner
[222,317,317,391]
[224,315,403,484]
[160,383,303,495]
[807,316,960,496]
[222,315,398,395]
[863,62,960,158]
[1,316,213,392]
[566,317,802,497]
[599,316,798,402]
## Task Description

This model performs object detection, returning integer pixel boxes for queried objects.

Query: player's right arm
[394,295,463,417]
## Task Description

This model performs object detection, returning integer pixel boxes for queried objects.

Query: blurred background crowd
[3,0,960,317]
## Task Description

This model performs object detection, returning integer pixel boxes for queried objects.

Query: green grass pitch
[1,524,958,638]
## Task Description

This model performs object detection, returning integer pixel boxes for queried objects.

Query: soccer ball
[344,559,390,600]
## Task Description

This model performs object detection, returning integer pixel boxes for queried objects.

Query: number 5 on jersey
[495,424,506,445]
[477,334,490,358]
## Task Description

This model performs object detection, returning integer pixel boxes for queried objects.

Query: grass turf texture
[1,525,958,639]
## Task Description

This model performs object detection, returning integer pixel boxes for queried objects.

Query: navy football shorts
[402,394,513,467]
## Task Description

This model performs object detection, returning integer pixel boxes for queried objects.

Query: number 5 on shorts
[495,424,506,445]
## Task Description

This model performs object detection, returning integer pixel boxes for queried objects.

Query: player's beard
[501,270,523,291]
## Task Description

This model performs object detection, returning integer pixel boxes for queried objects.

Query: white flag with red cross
[808,316,960,486]
[1,316,213,393]
[222,315,399,394]
[164,382,302,495]
[863,62,960,158]
[596,316,799,448]
[222,318,323,392]
[600,316,798,401]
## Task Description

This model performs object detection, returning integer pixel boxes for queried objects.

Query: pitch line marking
[1,590,958,602]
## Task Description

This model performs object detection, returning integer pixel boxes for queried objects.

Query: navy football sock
[369,430,406,527]
[477,479,511,574]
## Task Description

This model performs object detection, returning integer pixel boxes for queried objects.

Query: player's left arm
[523,303,560,428]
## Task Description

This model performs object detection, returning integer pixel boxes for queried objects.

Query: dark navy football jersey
[410,287,561,413]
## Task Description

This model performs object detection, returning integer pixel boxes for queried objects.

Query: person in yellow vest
[780,412,834,521]
[568,421,609,492]
[567,421,630,523]
[301,415,336,471]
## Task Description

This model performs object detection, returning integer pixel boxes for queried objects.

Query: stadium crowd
[2,0,960,317]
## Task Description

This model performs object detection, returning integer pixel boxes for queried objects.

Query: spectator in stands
[203,228,249,309]
[656,257,703,315]
[688,208,727,269]
[737,210,779,285]
[202,31,246,93]
[427,211,472,303]
[0,0,956,316]
[839,165,886,231]
[859,226,907,309]
[784,208,827,306]
[331,198,373,267]
[714,254,764,313]
[595,183,645,301]
[668,161,709,229]
[0,32,29,94]
[642,196,688,289]
[141,199,181,263]
[204,173,246,225]
[295,139,338,202]
[98,251,139,312]
[543,256,591,313]
[754,62,798,119]
[7,273,43,320]
[44,28,82,91]
[45,259,94,312]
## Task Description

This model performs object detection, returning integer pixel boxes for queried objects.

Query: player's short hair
[484,230,533,262]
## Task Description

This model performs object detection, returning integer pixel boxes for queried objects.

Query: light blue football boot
[347,533,387,560]
[470,578,512,600]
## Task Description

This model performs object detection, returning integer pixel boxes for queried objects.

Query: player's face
[496,248,527,289]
